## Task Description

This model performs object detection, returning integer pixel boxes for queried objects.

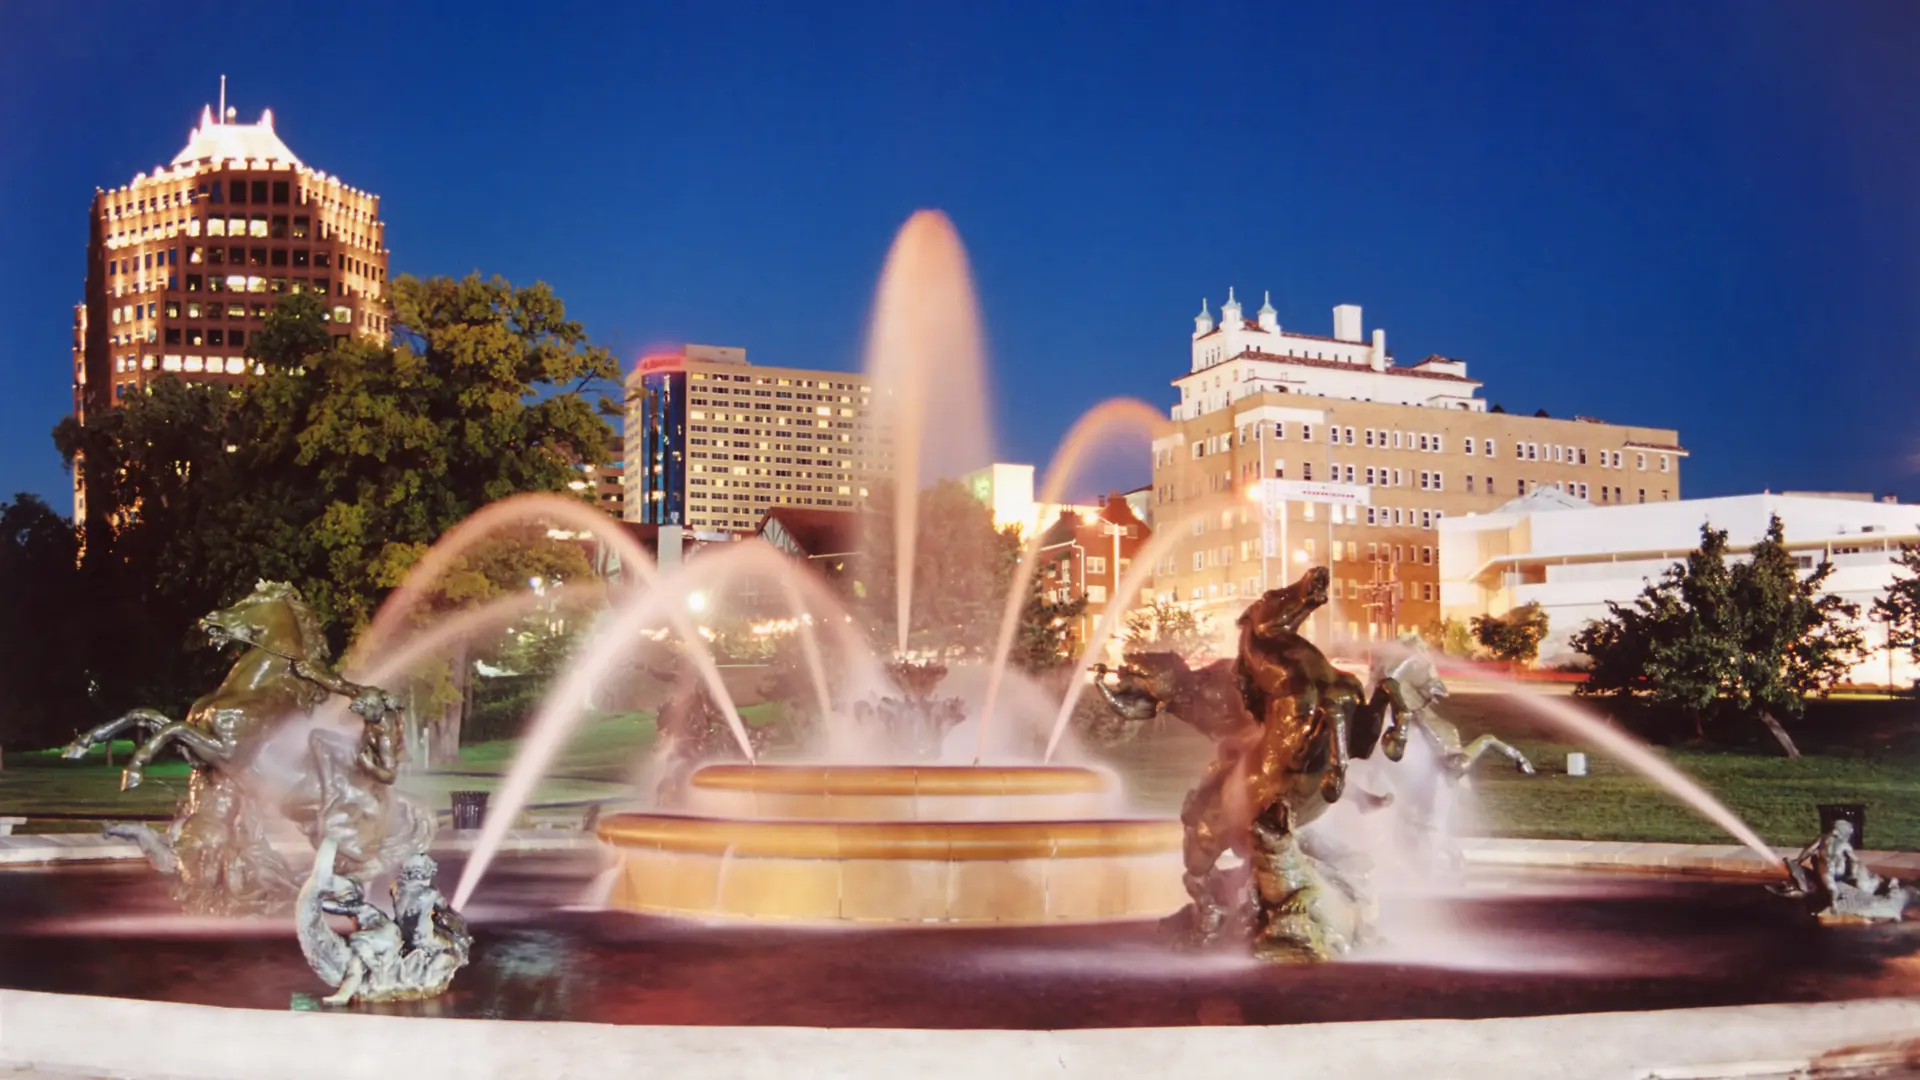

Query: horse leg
[124,724,232,791]
[62,708,171,760]
[1460,734,1536,776]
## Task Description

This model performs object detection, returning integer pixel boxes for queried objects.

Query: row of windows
[694,387,862,403]
[690,372,868,392]
[113,354,253,375]
[1164,423,1675,474]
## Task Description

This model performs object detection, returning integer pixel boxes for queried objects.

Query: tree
[1124,600,1215,662]
[53,377,244,711]
[1418,616,1477,658]
[49,277,619,730]
[239,279,617,643]
[846,480,1020,659]
[1871,543,1920,676]
[1574,516,1862,753]
[1470,602,1550,666]
[0,495,91,758]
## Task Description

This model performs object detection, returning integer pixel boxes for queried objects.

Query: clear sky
[1,1,1914,508]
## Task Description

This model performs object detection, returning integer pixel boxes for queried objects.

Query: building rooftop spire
[1258,290,1276,316]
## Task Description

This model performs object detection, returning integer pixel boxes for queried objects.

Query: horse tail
[296,838,351,988]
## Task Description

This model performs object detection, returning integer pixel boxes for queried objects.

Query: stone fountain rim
[596,812,1180,859]
[688,763,1115,797]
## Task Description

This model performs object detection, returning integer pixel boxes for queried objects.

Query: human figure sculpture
[299,838,471,1005]
[1776,818,1914,923]
[62,582,433,914]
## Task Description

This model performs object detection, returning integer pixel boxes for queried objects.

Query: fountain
[12,208,1920,1076]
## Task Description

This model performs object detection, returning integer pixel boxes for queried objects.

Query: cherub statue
[297,838,470,1005]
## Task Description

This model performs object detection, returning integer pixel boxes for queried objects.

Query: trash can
[1817,802,1867,848]
[451,791,490,831]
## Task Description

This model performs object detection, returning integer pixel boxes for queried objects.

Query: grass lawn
[4,695,1917,851]
[0,702,794,828]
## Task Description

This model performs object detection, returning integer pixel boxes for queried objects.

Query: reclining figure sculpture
[1775,817,1914,923]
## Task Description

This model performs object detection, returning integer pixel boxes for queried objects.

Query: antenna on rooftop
[218,75,226,124]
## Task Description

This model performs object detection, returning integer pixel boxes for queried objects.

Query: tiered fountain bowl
[596,763,1185,924]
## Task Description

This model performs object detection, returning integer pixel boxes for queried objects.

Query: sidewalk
[0,829,597,866]
[1459,837,1920,880]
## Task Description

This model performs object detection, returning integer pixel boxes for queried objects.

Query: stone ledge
[1459,838,1916,881]
[1,991,1917,1080]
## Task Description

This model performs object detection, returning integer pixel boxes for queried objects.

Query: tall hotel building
[72,97,388,518]
[1150,291,1685,644]
[624,345,891,531]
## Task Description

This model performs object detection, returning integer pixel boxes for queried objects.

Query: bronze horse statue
[65,581,433,913]
[1094,567,1442,957]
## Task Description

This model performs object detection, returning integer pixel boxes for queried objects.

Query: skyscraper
[623,345,891,531]
[71,87,390,521]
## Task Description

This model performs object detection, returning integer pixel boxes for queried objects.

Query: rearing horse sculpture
[1094,567,1441,958]
[65,581,433,913]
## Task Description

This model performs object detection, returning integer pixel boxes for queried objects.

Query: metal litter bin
[1816,802,1866,848]
[451,790,490,831]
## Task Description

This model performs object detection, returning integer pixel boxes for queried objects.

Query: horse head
[1371,633,1448,715]
[1237,567,1329,636]
[200,580,329,660]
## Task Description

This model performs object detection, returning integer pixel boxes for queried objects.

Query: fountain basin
[598,764,1184,924]
[681,763,1120,821]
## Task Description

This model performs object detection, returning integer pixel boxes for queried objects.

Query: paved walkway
[0,828,596,866]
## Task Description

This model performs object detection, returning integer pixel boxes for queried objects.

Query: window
[1660,454,1671,472]
[1422,583,1434,601]
[1192,552,1205,571]
[1302,462,1313,481]
[1465,439,1476,457]
[1086,585,1108,604]
[1466,475,1475,493]
[1638,488,1647,503]
[1517,479,1526,495]
[271,181,289,205]
[1272,422,1285,440]
[1636,453,1647,470]
[249,180,268,204]
[292,216,310,240]
[1086,556,1107,575]
[1484,438,1495,456]
[1301,424,1314,442]
[1422,546,1434,565]
[1343,426,1355,445]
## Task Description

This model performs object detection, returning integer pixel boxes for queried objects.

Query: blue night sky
[0,1,1914,507]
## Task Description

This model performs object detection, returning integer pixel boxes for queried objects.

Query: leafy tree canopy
[1471,602,1550,665]
[52,275,617,717]
[1573,516,1863,752]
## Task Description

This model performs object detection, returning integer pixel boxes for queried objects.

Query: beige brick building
[624,345,892,532]
[1149,292,1685,645]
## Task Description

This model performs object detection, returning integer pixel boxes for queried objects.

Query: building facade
[72,96,389,520]
[1150,293,1685,646]
[623,345,891,531]
[1036,493,1153,656]
[1439,491,1917,686]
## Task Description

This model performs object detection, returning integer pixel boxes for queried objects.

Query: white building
[961,462,1099,540]
[1438,491,1920,686]
[1175,293,1485,420]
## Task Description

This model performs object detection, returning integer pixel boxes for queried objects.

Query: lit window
[1087,585,1108,604]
